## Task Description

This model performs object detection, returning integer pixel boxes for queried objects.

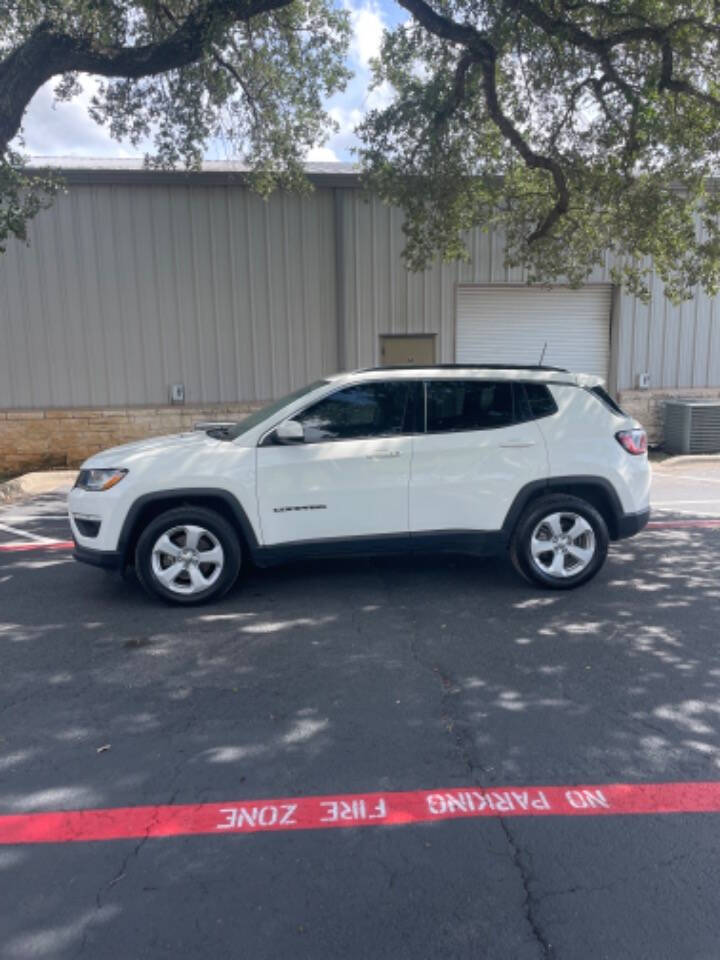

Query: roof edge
[25,157,363,189]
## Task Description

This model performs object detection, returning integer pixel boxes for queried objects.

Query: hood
[82,431,214,468]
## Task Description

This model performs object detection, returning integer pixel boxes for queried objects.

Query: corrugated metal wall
[338,191,720,392]
[614,274,720,392]
[0,184,338,408]
[1,177,719,409]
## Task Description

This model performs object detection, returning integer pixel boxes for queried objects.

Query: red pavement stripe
[0,540,74,553]
[2,781,720,846]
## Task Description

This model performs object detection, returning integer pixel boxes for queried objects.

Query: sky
[18,0,405,164]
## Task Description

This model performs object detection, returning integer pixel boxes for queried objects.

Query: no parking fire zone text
[3,781,720,846]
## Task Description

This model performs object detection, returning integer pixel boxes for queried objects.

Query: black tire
[510,494,608,590]
[135,506,242,605]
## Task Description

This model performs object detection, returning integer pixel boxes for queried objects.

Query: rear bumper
[615,508,650,540]
[73,542,124,571]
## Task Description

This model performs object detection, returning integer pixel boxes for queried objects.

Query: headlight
[74,468,128,491]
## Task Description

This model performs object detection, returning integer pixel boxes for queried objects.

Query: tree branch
[398,0,570,242]
[155,2,263,133]
[0,0,294,151]
[658,40,720,109]
[435,52,475,129]
[395,0,494,58]
[505,0,720,109]
[478,57,569,241]
[406,51,476,168]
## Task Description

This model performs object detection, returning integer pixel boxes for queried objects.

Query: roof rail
[355,363,570,373]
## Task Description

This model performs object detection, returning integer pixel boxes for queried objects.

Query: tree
[358,0,720,300]
[2,1,720,301]
[0,0,350,248]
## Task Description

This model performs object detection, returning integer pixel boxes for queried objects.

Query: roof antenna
[538,341,548,366]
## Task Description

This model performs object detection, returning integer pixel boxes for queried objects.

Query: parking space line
[0,515,70,523]
[0,522,59,544]
[2,780,720,846]
[653,497,720,507]
[652,473,720,484]
[647,518,720,528]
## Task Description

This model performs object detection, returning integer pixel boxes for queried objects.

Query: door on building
[455,285,612,381]
[380,335,436,367]
[256,380,418,545]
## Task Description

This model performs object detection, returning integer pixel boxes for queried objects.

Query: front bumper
[615,507,651,540]
[73,542,124,571]
[68,484,129,554]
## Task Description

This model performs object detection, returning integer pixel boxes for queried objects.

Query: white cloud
[17,75,145,159]
[366,79,394,111]
[348,1,385,67]
[321,2,396,159]
[329,105,364,134]
[306,145,340,162]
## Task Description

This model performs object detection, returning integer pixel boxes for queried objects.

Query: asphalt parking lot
[2,463,720,959]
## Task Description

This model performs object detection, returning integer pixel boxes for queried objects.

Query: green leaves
[359,0,720,300]
[110,0,352,188]
[0,151,58,254]
[0,0,351,235]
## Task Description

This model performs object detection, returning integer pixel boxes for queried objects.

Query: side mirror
[275,419,305,444]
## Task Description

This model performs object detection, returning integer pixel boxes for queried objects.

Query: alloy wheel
[529,512,596,580]
[150,524,225,596]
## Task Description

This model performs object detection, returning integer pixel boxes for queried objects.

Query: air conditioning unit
[664,399,720,454]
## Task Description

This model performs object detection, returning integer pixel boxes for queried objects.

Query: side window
[294,381,412,442]
[426,380,515,433]
[523,383,559,420]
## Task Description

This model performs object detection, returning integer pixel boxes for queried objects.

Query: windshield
[216,380,330,440]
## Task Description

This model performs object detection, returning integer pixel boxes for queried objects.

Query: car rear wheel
[135,506,242,604]
[510,495,608,590]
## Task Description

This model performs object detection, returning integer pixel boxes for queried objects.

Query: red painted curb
[0,540,74,553]
[2,781,720,846]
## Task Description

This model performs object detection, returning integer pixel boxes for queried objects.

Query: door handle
[366,450,402,459]
[499,441,536,448]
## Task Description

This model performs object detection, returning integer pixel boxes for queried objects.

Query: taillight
[616,429,648,455]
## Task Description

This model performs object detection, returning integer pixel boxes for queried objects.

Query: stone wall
[0,403,262,476]
[618,388,720,446]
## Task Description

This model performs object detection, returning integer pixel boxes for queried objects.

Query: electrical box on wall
[170,383,185,404]
[636,372,651,390]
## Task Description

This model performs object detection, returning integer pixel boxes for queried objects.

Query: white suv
[68,366,651,604]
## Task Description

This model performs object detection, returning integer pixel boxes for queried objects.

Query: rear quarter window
[589,385,627,416]
[521,383,558,420]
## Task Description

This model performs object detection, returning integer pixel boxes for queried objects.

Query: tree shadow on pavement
[1,526,720,958]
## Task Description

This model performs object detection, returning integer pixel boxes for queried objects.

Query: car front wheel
[510,495,609,590]
[135,506,242,604]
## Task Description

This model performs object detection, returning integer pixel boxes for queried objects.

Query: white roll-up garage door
[455,285,612,381]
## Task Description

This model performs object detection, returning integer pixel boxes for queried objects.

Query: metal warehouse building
[1,158,719,472]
